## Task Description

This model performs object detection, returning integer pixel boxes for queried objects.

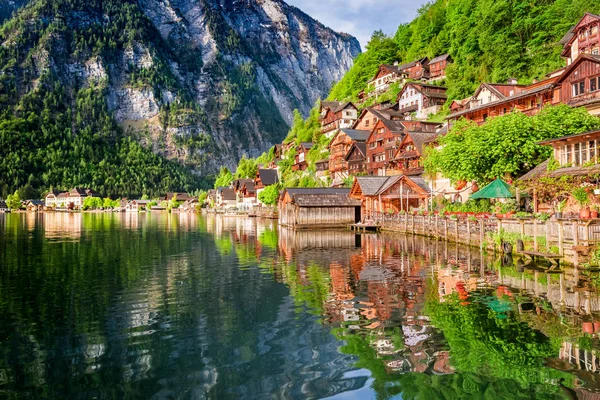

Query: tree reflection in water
[2,213,600,399]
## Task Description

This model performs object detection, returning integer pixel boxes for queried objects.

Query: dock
[349,223,380,232]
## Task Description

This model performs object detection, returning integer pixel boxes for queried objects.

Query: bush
[259,184,281,205]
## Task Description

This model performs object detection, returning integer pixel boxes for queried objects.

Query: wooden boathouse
[278,188,361,228]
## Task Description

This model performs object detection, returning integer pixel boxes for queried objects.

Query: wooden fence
[367,212,600,254]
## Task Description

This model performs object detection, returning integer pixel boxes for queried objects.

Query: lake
[1,212,599,399]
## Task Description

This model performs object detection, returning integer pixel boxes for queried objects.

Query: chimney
[507,77,518,85]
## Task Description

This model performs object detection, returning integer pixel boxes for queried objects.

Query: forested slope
[330,0,600,103]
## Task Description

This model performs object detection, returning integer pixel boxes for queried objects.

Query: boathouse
[350,176,431,219]
[278,188,361,228]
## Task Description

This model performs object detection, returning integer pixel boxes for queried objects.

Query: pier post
[558,221,564,255]
[466,219,471,244]
[435,215,439,238]
[479,219,484,249]
[574,220,579,247]
[454,220,459,243]
[533,220,538,252]
[444,219,448,240]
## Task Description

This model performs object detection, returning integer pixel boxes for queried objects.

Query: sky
[285,0,427,49]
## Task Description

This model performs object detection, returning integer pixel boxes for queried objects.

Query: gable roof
[299,142,314,151]
[403,131,440,154]
[257,169,279,186]
[554,53,600,85]
[338,129,371,142]
[353,177,392,196]
[429,54,451,64]
[560,13,600,48]
[344,142,367,161]
[219,188,236,201]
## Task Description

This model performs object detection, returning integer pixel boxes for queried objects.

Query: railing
[362,211,600,253]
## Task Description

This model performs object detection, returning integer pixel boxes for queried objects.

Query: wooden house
[319,101,358,137]
[292,142,314,171]
[345,142,368,175]
[552,53,600,115]
[560,13,600,66]
[164,192,192,202]
[26,200,44,211]
[350,176,431,219]
[520,129,600,212]
[328,128,371,185]
[353,107,395,131]
[388,131,440,176]
[428,54,452,80]
[255,168,279,204]
[399,57,430,80]
[396,83,447,120]
[216,187,237,208]
[367,63,408,94]
[278,188,361,228]
[446,79,557,126]
[365,118,406,176]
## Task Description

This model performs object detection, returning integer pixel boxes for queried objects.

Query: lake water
[1,212,600,399]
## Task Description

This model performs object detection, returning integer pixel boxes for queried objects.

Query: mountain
[0,0,360,197]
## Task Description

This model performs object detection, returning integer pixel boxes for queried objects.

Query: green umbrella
[470,179,515,199]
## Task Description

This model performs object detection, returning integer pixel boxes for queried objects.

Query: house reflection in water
[273,226,600,391]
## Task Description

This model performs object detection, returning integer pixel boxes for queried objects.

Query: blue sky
[286,0,427,49]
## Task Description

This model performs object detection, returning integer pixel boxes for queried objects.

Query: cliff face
[0,0,360,173]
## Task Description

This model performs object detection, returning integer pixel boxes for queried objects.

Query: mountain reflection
[1,213,600,399]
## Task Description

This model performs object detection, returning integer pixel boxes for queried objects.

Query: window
[594,48,600,55]
[365,120,370,127]
[483,113,488,121]
[593,26,598,35]
[560,145,568,166]
[574,143,581,166]
[379,128,385,134]
[592,77,598,92]
[566,144,572,165]
[590,140,597,163]
[573,81,585,96]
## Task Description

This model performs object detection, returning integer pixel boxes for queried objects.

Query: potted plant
[555,199,566,219]
[593,204,600,219]
[573,187,591,219]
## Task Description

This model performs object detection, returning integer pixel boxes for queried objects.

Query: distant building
[345,142,368,176]
[45,188,100,209]
[292,142,314,172]
[328,129,371,186]
[126,200,152,212]
[25,200,44,211]
[255,168,280,204]
[428,54,452,80]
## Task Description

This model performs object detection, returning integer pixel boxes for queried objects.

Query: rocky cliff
[0,0,360,174]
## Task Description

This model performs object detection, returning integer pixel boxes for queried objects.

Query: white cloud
[286,0,427,49]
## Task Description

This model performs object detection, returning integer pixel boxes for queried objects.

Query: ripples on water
[1,212,600,399]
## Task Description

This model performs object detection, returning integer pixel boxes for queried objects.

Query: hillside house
[399,57,430,81]
[164,192,192,202]
[293,142,314,171]
[560,13,600,65]
[365,119,406,176]
[396,83,447,120]
[551,53,600,115]
[428,54,452,80]
[278,188,361,228]
[388,131,440,176]
[350,176,431,218]
[328,129,371,186]
[353,108,396,131]
[367,63,408,95]
[319,101,358,137]
[446,79,557,126]
[238,181,257,208]
[345,142,368,176]
[26,200,44,211]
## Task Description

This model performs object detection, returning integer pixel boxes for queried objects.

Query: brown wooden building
[328,128,371,186]
[365,119,405,176]
[319,101,358,136]
[345,142,368,175]
[350,176,431,219]
[293,142,314,171]
[279,188,361,228]
[428,54,452,80]
[388,131,440,176]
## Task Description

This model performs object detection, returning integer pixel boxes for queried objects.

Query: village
[6,14,600,262]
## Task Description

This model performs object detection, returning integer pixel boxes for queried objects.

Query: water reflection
[3,213,600,398]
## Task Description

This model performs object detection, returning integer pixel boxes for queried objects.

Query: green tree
[214,167,234,189]
[424,105,600,184]
[6,191,21,210]
[258,184,281,205]
[234,157,258,179]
